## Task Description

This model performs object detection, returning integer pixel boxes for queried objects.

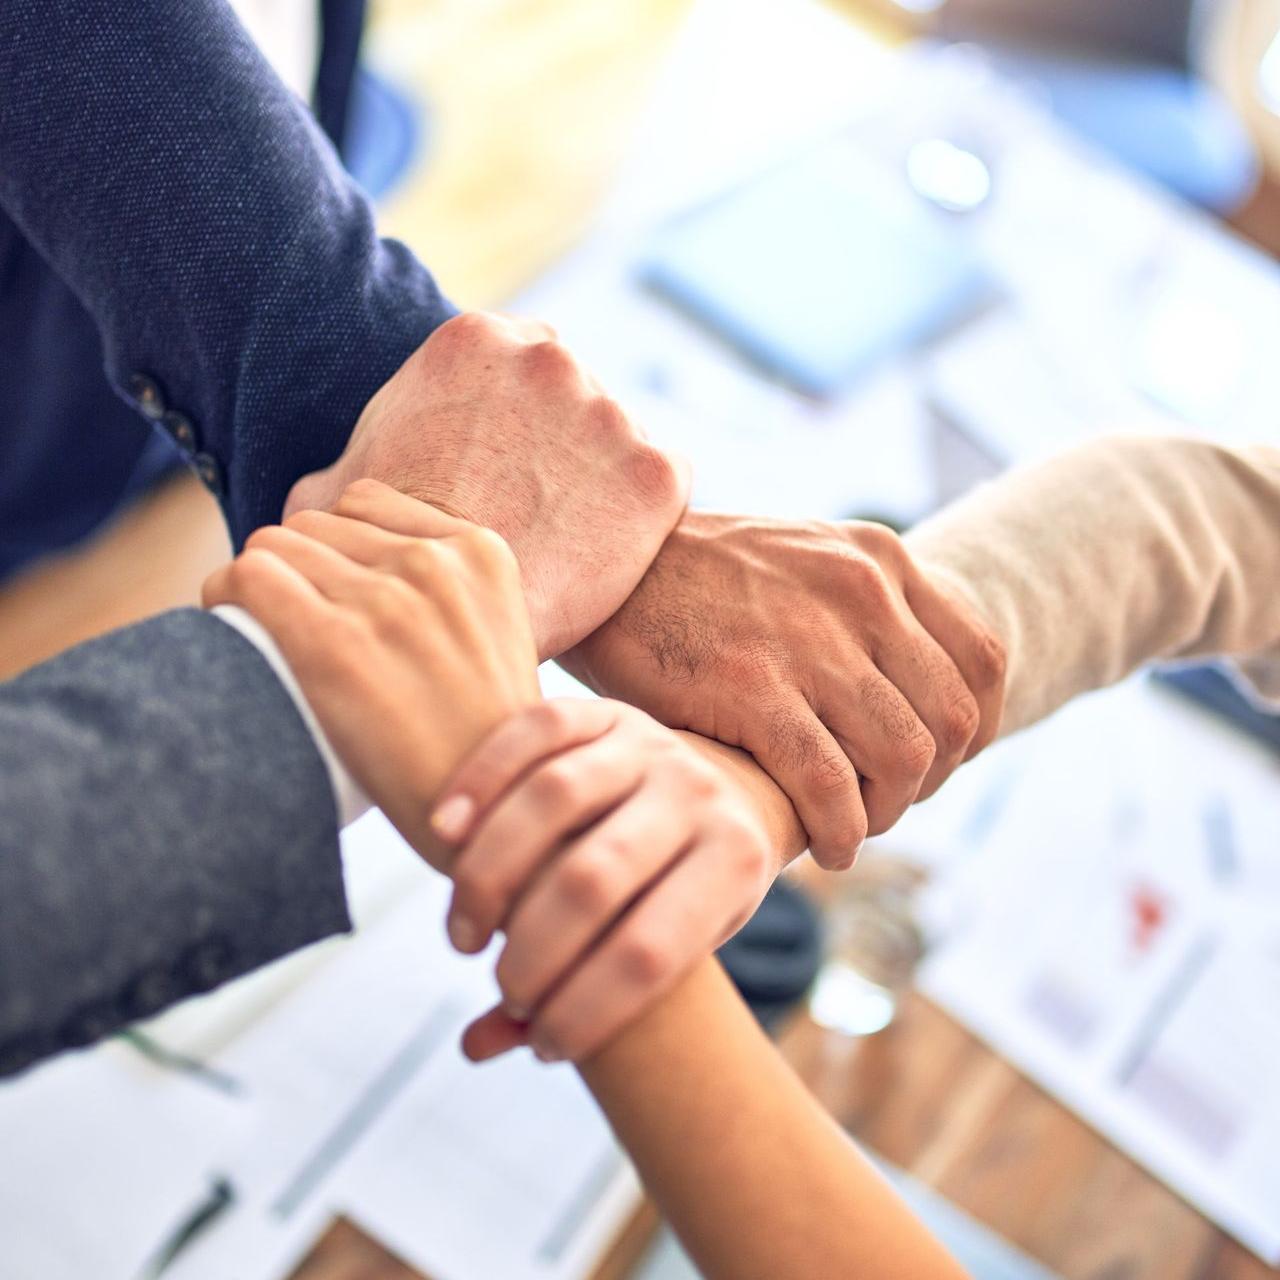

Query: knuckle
[532,760,583,813]
[452,863,503,915]
[811,744,858,796]
[282,508,324,536]
[524,337,577,380]
[901,726,937,778]
[842,552,894,605]
[234,546,279,583]
[624,441,680,506]
[438,311,496,344]
[973,625,1008,692]
[939,691,981,754]
[337,477,390,508]
[221,559,254,599]
[398,538,444,584]
[730,830,771,883]
[849,521,906,568]
[242,526,281,555]
[762,698,844,781]
[617,933,669,987]
[533,699,578,738]
[330,485,372,519]
[460,524,518,577]
[557,852,617,913]
[587,392,630,436]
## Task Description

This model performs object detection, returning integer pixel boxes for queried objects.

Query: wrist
[676,731,805,865]
[212,604,371,827]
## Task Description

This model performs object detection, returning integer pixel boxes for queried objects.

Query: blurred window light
[1259,29,1280,114]
[906,138,992,212]
[884,0,947,12]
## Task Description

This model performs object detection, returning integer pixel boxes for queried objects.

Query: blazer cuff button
[127,372,166,420]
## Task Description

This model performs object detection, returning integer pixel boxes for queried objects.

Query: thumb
[329,478,475,539]
[461,1006,530,1063]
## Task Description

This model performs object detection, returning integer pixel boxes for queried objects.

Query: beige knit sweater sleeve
[904,436,1280,737]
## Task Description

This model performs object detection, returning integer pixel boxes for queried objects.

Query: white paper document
[908,681,1280,1262]
[0,815,637,1280]
[0,1040,251,1278]
[168,814,640,1280]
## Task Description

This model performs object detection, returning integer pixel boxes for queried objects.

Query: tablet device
[641,142,991,396]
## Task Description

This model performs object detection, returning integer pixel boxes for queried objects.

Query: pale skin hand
[283,311,691,661]
[205,481,799,1068]
[561,511,1007,869]
[202,480,541,867]
[206,499,962,1274]
[430,698,780,1064]
[203,493,967,1275]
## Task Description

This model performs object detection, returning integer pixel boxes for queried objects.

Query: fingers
[281,508,419,568]
[240,524,374,604]
[322,477,473,538]
[462,1006,529,1063]
[871,614,979,803]
[826,667,935,838]
[493,784,697,1020]
[524,830,754,1063]
[432,699,620,845]
[445,722,648,953]
[201,548,332,652]
[746,698,868,870]
[904,568,1007,761]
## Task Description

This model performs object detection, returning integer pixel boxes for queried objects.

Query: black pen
[137,1175,236,1280]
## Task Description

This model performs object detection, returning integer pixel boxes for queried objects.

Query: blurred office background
[1,3,1279,1279]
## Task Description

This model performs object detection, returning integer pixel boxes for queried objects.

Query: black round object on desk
[716,879,825,1032]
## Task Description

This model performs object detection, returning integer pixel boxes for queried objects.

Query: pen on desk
[116,1028,245,1097]
[136,1174,236,1280]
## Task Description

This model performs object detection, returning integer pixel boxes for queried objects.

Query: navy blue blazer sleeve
[0,1,455,544]
[0,609,350,1078]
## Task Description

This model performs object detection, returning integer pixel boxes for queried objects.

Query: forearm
[579,959,967,1280]
[906,436,1280,735]
[0,611,348,1075]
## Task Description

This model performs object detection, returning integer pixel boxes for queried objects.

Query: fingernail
[531,1033,563,1064]
[448,912,482,953]
[432,794,475,843]
[503,1000,529,1023]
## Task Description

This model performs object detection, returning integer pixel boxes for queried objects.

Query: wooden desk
[779,992,1275,1280]
[279,985,1278,1280]
[2,2,1275,1277]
